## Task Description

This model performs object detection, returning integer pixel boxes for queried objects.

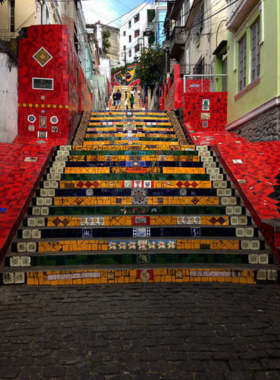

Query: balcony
[170,26,185,59]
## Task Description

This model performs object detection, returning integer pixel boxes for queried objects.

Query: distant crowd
[112,85,141,110]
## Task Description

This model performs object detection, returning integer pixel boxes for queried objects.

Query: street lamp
[143,27,153,37]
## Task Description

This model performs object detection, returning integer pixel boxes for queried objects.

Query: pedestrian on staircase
[130,93,134,110]
[115,89,122,110]
[124,91,130,110]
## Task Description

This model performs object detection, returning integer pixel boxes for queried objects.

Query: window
[135,44,140,53]
[9,0,15,33]
[129,35,132,43]
[251,18,260,81]
[201,4,204,30]
[129,49,131,57]
[128,20,131,28]
[135,30,140,38]
[123,31,126,36]
[134,13,140,23]
[238,34,247,91]
[123,45,126,51]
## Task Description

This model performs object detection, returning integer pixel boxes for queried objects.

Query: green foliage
[135,44,165,86]
[111,65,126,76]
[102,30,111,55]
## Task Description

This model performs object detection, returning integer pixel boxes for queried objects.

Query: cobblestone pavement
[1,284,280,380]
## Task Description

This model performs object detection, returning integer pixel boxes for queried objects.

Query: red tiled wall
[185,79,210,93]
[79,68,92,112]
[183,92,227,132]
[18,25,79,143]
[0,142,55,263]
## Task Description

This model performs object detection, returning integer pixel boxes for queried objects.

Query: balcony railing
[183,74,227,93]
[170,26,185,59]
[180,64,212,76]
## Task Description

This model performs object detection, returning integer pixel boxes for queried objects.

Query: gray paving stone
[0,284,280,380]
[0,367,20,379]
[43,366,66,378]
[95,362,123,375]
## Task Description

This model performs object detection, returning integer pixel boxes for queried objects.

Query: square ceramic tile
[245,228,254,237]
[248,254,258,264]
[236,228,244,237]
[230,216,239,225]
[31,230,41,239]
[27,242,37,252]
[10,257,21,267]
[37,218,45,227]
[241,240,251,250]
[17,243,27,252]
[233,206,242,215]
[221,197,229,205]
[3,273,14,284]
[27,218,36,227]
[258,254,269,265]
[239,216,248,225]
[251,240,260,250]
[257,269,267,281]
[48,189,55,197]
[21,256,31,266]
[267,270,277,281]
[22,230,32,239]
[36,198,45,206]
[41,207,49,216]
[228,197,237,205]
[14,273,25,284]
[40,189,48,197]
[226,207,234,215]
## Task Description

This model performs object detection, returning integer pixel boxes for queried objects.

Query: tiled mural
[18,25,81,142]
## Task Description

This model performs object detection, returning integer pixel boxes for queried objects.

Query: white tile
[267,270,277,281]
[3,273,14,284]
[257,269,267,281]
[36,198,45,206]
[22,230,32,239]
[258,254,268,265]
[14,273,25,284]
[27,242,37,252]
[21,257,31,267]
[10,257,21,267]
[251,240,260,250]
[248,254,258,264]
[31,230,41,239]
[241,240,251,250]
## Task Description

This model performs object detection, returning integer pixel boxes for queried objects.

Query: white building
[120,1,152,65]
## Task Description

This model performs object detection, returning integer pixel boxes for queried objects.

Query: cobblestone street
[0,284,280,380]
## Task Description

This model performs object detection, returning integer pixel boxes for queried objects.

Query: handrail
[183,74,227,93]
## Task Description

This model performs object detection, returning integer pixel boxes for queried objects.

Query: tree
[102,30,111,56]
[135,44,165,86]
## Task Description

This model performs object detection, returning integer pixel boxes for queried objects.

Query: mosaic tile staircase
[2,104,279,285]
[110,86,142,111]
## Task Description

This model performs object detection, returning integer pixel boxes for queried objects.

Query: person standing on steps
[130,92,134,110]
[115,89,122,110]
[124,91,130,110]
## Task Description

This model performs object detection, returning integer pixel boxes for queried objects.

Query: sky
[82,0,150,28]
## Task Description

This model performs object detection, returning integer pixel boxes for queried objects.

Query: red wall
[183,92,227,132]
[79,68,92,113]
[18,25,79,143]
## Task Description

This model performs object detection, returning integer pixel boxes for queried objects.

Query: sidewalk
[0,283,280,380]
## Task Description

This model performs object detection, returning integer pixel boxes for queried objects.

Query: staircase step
[2,90,277,285]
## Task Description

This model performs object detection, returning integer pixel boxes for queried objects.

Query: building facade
[120,2,152,65]
[226,0,280,142]
[164,0,227,77]
[0,0,94,92]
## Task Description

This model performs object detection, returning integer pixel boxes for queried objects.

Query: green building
[226,0,280,141]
